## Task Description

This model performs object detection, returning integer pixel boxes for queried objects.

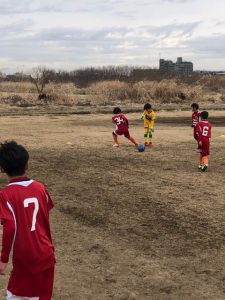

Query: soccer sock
[202,156,209,166]
[199,154,203,165]
[144,127,149,143]
[144,134,148,143]
[148,131,152,142]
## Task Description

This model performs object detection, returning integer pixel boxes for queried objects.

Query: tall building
[159,57,193,75]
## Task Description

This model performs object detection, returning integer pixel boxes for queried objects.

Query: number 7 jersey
[0,176,55,275]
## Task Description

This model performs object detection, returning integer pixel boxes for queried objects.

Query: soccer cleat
[144,142,152,147]
[198,165,202,170]
[113,143,119,147]
[201,164,208,172]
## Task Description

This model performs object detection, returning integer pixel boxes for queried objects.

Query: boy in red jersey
[112,107,138,147]
[195,111,212,172]
[0,141,55,300]
[191,102,201,141]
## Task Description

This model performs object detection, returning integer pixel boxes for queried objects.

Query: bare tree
[29,66,54,102]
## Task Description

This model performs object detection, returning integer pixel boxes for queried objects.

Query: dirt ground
[0,110,225,300]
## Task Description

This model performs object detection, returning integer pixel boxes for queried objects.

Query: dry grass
[0,76,224,107]
[1,112,225,300]
[199,75,225,92]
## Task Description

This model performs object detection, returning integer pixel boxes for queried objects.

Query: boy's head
[0,141,29,177]
[191,102,199,111]
[113,107,122,114]
[144,103,152,111]
[201,111,208,120]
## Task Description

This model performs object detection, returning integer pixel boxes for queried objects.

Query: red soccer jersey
[112,114,129,132]
[192,111,201,128]
[196,120,212,141]
[0,177,55,275]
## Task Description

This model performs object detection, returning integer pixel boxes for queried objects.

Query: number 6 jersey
[0,176,55,275]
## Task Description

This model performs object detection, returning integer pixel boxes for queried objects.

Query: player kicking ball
[0,141,55,300]
[112,107,138,148]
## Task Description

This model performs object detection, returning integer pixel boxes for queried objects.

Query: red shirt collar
[9,176,30,183]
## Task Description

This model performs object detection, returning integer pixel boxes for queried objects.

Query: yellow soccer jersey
[141,110,156,127]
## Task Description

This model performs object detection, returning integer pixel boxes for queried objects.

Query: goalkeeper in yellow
[141,103,156,147]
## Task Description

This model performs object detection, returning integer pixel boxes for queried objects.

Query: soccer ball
[137,144,145,152]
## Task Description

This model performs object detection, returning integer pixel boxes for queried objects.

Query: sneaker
[201,165,208,172]
[113,143,119,147]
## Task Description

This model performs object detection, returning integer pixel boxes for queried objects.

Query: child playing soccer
[112,107,138,147]
[191,102,201,141]
[141,103,156,146]
[0,141,55,300]
[195,111,212,172]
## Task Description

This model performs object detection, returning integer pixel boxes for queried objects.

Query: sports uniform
[0,177,55,300]
[112,113,130,138]
[192,111,201,140]
[141,110,156,146]
[111,107,138,147]
[195,120,212,156]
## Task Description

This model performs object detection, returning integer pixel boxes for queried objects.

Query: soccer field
[0,111,225,299]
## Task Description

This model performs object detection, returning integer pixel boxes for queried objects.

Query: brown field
[0,109,225,300]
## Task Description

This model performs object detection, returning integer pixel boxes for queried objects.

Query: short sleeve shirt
[0,177,55,274]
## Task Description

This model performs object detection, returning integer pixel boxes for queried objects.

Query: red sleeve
[0,194,14,221]
[1,219,15,263]
[44,188,54,211]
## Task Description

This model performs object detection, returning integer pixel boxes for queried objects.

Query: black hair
[144,103,152,110]
[191,103,199,110]
[0,141,29,177]
[201,111,208,120]
[113,107,122,114]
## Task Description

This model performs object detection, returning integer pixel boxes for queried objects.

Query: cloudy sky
[0,0,225,73]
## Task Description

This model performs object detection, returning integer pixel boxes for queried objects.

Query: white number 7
[24,198,39,231]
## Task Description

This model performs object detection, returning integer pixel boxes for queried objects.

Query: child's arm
[0,219,15,274]
[1,219,15,262]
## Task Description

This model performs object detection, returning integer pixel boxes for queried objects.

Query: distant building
[159,57,193,75]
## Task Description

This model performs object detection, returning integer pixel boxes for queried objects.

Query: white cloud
[0,0,225,72]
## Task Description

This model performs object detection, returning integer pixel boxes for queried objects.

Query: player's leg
[144,127,148,145]
[125,131,138,146]
[198,154,203,169]
[200,141,209,171]
[148,127,153,146]
[128,136,138,146]
[112,131,119,147]
[201,156,209,172]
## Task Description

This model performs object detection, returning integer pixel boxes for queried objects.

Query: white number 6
[24,197,39,231]
[202,126,209,137]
